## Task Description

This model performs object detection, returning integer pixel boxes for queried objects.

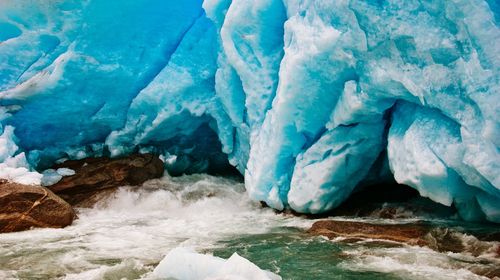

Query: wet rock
[48,153,164,205]
[69,187,119,208]
[309,220,430,246]
[309,220,500,258]
[0,180,75,233]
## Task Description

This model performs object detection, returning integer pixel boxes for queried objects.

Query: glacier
[0,0,499,222]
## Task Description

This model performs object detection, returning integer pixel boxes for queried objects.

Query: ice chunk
[41,169,62,187]
[0,153,42,185]
[56,168,75,177]
[153,248,225,280]
[0,125,41,185]
[153,247,281,280]
[41,167,75,186]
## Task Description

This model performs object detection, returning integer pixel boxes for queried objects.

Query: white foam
[0,174,309,279]
[1,174,496,279]
[339,245,491,280]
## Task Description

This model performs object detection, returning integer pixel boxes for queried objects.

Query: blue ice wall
[1,0,499,222]
[0,0,209,164]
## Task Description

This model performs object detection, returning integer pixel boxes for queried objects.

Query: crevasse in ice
[0,0,499,222]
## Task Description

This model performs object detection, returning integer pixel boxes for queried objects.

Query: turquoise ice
[0,0,499,222]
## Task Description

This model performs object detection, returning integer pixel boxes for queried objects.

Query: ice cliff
[0,0,499,222]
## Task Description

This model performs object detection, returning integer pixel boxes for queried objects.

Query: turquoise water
[212,226,499,280]
[0,175,498,279]
[213,230,400,280]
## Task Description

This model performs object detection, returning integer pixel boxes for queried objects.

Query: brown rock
[470,266,500,279]
[308,220,430,246]
[49,153,164,205]
[309,220,500,260]
[308,220,500,279]
[70,187,118,208]
[0,180,75,233]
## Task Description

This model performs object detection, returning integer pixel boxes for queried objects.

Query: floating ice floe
[153,247,281,280]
